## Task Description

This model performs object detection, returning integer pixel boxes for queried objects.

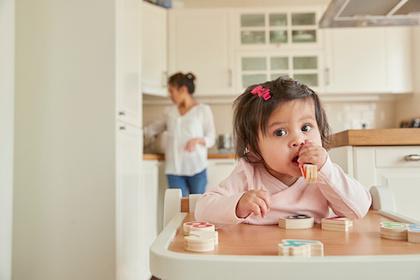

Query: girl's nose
[290,133,306,148]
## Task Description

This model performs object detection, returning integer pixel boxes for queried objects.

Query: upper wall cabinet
[142,1,168,96]
[168,9,234,96]
[236,51,323,93]
[116,0,142,125]
[323,26,413,95]
[234,7,324,50]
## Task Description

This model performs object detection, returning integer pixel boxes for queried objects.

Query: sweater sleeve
[143,107,169,138]
[317,156,372,219]
[194,162,249,226]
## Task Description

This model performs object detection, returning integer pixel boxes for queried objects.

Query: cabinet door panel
[325,28,387,94]
[207,159,236,190]
[168,10,233,96]
[376,168,420,222]
[116,123,143,280]
[142,2,168,96]
[116,0,141,125]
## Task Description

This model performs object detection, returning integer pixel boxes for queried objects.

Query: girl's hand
[184,138,205,152]
[236,190,270,219]
[297,140,328,170]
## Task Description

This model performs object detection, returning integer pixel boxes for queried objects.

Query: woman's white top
[144,104,216,176]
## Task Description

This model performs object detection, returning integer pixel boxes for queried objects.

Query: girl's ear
[180,85,188,94]
[246,144,251,153]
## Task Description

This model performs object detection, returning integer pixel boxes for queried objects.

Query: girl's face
[168,84,187,105]
[257,98,322,185]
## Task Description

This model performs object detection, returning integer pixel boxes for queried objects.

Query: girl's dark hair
[233,76,331,163]
[168,72,196,94]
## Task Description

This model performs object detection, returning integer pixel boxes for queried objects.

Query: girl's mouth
[292,154,299,166]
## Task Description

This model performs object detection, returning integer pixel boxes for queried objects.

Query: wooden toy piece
[183,221,215,235]
[380,222,408,241]
[407,225,420,243]
[300,164,317,183]
[278,215,314,229]
[321,216,353,231]
[278,239,324,257]
[184,234,215,252]
[189,230,219,245]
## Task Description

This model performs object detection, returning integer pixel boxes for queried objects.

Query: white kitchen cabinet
[234,7,324,50]
[116,0,142,126]
[116,122,144,280]
[141,1,168,96]
[329,146,420,221]
[323,27,413,95]
[141,159,160,279]
[13,0,144,279]
[207,158,237,190]
[236,51,323,92]
[168,8,234,96]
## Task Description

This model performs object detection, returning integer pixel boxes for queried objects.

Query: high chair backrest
[163,189,201,228]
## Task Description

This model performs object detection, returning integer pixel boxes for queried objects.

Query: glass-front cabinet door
[237,9,320,48]
[237,53,321,92]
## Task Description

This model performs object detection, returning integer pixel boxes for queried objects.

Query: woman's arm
[201,105,216,148]
[143,108,168,138]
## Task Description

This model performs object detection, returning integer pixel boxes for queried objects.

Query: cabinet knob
[119,111,125,116]
[119,126,126,131]
[404,154,420,161]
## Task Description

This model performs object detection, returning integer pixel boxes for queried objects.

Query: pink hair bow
[251,85,271,100]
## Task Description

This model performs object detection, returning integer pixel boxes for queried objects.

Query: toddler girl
[195,77,371,226]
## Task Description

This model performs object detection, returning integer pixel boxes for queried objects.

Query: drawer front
[375,146,420,168]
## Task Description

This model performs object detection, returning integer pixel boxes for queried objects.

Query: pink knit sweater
[195,157,372,227]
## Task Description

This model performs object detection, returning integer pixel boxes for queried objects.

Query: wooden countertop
[330,128,420,148]
[168,211,420,256]
[143,153,236,160]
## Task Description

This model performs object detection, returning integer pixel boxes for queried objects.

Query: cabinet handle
[119,126,126,131]
[404,154,420,161]
[162,71,168,88]
[325,67,330,86]
[119,111,125,116]
[228,69,232,87]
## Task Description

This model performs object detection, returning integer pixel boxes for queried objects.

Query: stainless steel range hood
[319,0,420,28]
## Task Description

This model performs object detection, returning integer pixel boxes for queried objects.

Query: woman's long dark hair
[168,72,196,94]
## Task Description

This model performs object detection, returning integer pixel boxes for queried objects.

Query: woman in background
[144,72,216,197]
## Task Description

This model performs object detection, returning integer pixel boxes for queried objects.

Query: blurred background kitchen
[143,0,420,155]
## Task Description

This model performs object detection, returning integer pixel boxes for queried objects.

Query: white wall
[0,1,14,279]
[13,0,117,279]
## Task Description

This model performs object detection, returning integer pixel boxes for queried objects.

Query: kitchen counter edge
[330,128,420,148]
[143,153,236,160]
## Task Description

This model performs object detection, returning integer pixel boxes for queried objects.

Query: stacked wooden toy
[278,239,324,257]
[300,164,317,183]
[278,215,314,229]
[183,221,215,235]
[380,222,408,240]
[183,221,217,252]
[321,216,353,231]
[408,225,420,243]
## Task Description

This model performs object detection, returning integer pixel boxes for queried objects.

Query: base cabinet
[141,160,160,279]
[329,146,420,221]
[207,159,237,190]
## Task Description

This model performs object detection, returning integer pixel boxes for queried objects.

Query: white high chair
[163,189,201,228]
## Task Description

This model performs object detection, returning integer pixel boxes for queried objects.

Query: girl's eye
[302,124,312,132]
[274,129,286,137]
